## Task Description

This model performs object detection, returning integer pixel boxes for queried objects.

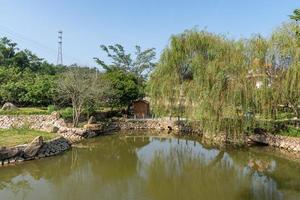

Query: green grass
[255,111,296,121]
[277,126,300,138]
[0,107,49,115]
[0,128,58,147]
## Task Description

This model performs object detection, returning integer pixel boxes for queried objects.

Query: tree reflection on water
[0,133,299,200]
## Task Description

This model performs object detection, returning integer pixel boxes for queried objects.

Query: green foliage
[0,66,58,106]
[290,9,300,22]
[57,67,111,126]
[59,107,73,120]
[148,30,249,135]
[103,69,143,108]
[94,44,156,80]
[148,23,300,138]
[47,105,58,114]
[0,37,66,107]
[94,44,156,109]
[279,126,300,137]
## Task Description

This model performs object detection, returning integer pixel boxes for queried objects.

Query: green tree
[94,44,153,109]
[290,9,300,22]
[0,37,66,106]
[0,37,18,66]
[103,69,142,109]
[57,67,110,127]
[290,9,300,48]
[94,44,156,80]
[283,63,300,118]
[23,75,57,106]
[148,29,264,137]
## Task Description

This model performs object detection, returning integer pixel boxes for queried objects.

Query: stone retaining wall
[105,118,202,134]
[37,137,71,158]
[1,114,300,167]
[249,133,300,152]
[0,136,71,166]
[0,113,99,167]
[0,112,98,142]
[0,113,66,132]
[105,119,300,153]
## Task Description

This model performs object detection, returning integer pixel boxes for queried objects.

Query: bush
[278,126,300,137]
[47,105,58,114]
[59,107,73,120]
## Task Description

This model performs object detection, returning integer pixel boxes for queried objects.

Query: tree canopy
[94,44,156,80]
[0,37,66,106]
[290,9,300,22]
[94,44,156,108]
[147,22,300,138]
[57,67,111,127]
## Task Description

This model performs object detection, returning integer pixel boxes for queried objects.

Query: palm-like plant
[290,9,300,21]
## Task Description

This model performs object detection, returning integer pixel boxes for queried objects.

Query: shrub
[47,105,58,114]
[59,107,73,120]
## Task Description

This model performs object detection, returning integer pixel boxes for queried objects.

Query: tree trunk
[72,106,76,127]
[73,110,79,127]
[72,105,81,127]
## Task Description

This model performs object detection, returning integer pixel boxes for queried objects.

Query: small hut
[132,99,150,119]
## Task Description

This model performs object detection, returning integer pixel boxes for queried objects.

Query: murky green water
[0,131,300,200]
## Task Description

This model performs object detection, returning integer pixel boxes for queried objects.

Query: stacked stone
[0,112,97,143]
[59,131,84,143]
[249,134,300,152]
[110,119,194,132]
[37,137,71,158]
[0,136,71,167]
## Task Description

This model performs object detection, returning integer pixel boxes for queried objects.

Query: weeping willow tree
[270,22,300,119]
[147,22,300,139]
[148,30,256,138]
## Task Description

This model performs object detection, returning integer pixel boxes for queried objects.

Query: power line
[0,25,87,65]
[0,24,58,54]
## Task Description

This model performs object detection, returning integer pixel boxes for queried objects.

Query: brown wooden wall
[133,101,149,118]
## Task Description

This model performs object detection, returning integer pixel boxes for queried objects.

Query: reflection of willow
[143,147,252,200]
[243,148,300,194]
[71,147,80,170]
[45,136,152,200]
[269,160,300,194]
[219,148,300,199]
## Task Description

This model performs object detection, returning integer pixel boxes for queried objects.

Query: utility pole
[57,30,63,66]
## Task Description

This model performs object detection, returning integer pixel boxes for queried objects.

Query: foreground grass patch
[0,107,49,115]
[0,128,57,147]
[277,126,300,138]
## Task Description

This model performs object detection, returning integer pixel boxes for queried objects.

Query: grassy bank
[277,126,300,138]
[0,107,49,115]
[0,128,58,147]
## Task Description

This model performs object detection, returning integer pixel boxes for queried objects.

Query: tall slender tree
[94,44,156,80]
[57,67,110,127]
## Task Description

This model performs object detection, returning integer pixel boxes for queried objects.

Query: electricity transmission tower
[57,30,63,65]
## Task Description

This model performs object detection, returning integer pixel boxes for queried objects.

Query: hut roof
[133,99,150,104]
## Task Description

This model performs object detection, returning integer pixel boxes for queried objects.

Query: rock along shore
[1,114,300,167]
[0,112,98,167]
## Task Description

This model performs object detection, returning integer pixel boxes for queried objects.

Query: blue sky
[0,0,299,67]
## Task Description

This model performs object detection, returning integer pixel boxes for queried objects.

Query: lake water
[0,131,300,200]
